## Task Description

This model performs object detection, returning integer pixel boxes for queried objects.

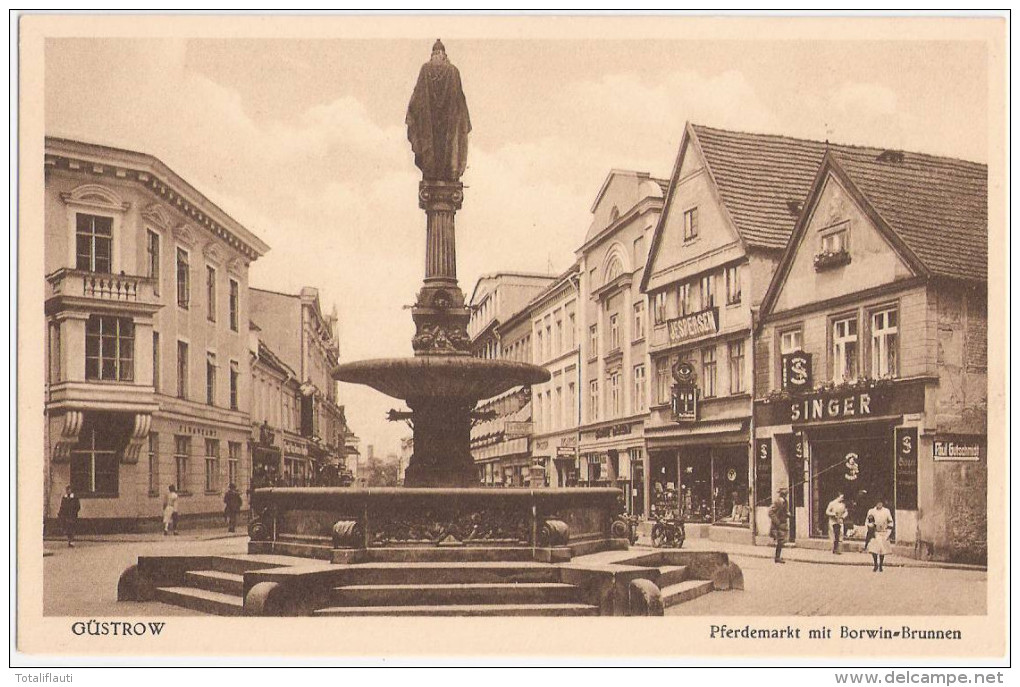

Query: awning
[644,420,748,449]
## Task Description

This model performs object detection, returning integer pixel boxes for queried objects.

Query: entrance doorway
[810,427,894,537]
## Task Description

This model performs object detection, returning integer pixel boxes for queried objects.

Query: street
[42,530,986,617]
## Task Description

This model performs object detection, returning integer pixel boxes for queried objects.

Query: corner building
[754,145,987,563]
[44,138,268,531]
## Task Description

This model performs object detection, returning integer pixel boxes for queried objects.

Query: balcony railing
[47,268,159,306]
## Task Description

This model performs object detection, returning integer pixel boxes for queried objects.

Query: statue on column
[406,39,472,181]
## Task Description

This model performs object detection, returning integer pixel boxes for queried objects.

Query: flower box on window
[813,248,851,271]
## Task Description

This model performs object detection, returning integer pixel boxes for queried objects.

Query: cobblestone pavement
[42,533,986,617]
[667,550,987,616]
[43,531,248,617]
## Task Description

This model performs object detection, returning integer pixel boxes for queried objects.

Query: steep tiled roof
[827,148,987,281]
[691,124,987,280]
[691,124,831,250]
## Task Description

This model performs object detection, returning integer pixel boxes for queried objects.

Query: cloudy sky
[45,34,988,457]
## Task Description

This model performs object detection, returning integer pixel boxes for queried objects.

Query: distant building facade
[577,171,666,516]
[44,137,268,531]
[468,272,554,486]
[249,287,353,484]
[528,265,581,488]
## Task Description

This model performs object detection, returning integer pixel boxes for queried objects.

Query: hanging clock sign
[671,360,698,422]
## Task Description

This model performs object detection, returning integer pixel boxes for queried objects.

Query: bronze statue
[406,39,471,181]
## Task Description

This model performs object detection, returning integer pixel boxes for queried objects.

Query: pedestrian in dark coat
[223,483,242,533]
[768,489,790,564]
[57,485,80,547]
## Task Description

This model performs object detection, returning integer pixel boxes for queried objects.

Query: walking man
[825,492,848,554]
[768,488,790,564]
[57,485,80,547]
[223,483,242,533]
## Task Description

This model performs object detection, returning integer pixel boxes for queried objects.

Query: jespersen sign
[667,307,719,344]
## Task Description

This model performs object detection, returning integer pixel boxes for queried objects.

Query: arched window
[605,255,623,283]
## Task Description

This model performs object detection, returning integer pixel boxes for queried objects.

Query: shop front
[644,418,752,542]
[532,434,579,488]
[754,379,928,548]
[578,419,645,515]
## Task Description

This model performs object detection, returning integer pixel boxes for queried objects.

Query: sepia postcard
[14,12,1008,663]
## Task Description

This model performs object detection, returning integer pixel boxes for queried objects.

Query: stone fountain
[115,43,743,617]
[334,39,548,487]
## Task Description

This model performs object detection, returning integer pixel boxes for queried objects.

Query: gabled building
[44,137,269,531]
[641,124,836,540]
[753,145,987,562]
[577,170,666,515]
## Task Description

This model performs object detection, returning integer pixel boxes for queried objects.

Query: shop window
[84,315,134,382]
[70,423,119,497]
[700,274,715,311]
[729,340,746,394]
[633,364,647,412]
[589,380,599,422]
[206,265,217,322]
[702,346,717,398]
[176,247,191,309]
[609,314,620,350]
[147,432,159,497]
[229,279,240,332]
[205,438,220,493]
[176,341,189,399]
[206,352,217,406]
[146,229,160,294]
[75,213,113,273]
[870,308,899,378]
[653,291,667,324]
[174,435,190,494]
[683,207,699,242]
[725,265,741,305]
[633,301,645,341]
[832,316,859,382]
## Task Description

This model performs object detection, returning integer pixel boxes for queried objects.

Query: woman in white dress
[162,484,179,536]
[865,498,894,572]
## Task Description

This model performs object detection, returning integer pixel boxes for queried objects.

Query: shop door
[632,461,645,517]
[810,432,893,537]
[712,447,750,525]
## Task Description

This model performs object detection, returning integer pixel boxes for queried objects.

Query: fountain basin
[248,486,627,563]
[334,355,550,401]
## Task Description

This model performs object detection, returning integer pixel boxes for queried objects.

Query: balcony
[46,268,161,316]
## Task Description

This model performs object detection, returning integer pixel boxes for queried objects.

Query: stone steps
[660,579,714,607]
[184,570,244,596]
[154,586,245,616]
[332,582,581,606]
[656,565,688,588]
[313,602,599,617]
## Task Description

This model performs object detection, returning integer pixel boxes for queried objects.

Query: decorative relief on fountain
[370,506,531,546]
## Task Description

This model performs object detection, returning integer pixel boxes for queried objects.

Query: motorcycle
[650,515,686,549]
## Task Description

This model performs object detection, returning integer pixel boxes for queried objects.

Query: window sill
[148,491,160,498]
[178,491,193,497]
[205,490,221,496]
[726,301,742,308]
[632,337,646,345]
[79,492,120,499]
